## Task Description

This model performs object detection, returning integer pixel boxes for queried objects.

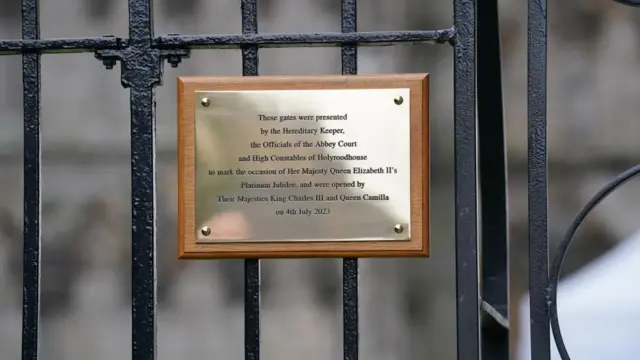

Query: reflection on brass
[194,89,412,243]
[201,226,211,236]
[201,97,211,107]
[394,96,404,105]
[394,224,404,234]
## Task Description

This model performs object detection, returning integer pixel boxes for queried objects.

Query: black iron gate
[4,0,640,358]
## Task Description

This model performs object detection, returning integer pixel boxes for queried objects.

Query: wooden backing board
[178,73,429,259]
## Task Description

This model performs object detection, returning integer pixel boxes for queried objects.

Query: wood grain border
[178,74,429,259]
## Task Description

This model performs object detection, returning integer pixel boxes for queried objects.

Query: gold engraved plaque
[178,74,429,258]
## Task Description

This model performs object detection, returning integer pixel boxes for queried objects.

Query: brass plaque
[178,74,429,259]
[194,89,411,243]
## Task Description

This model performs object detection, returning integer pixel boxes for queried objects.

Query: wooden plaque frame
[178,74,429,259]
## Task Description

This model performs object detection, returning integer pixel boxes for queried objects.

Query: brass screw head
[394,96,404,105]
[201,97,211,107]
[394,224,404,234]
[201,226,211,236]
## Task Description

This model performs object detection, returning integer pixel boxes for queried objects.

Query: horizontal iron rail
[0,28,455,54]
[153,29,455,48]
[0,36,124,54]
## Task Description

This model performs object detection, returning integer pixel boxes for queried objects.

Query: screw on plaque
[394,224,404,234]
[394,96,404,105]
[201,226,211,236]
[201,98,211,107]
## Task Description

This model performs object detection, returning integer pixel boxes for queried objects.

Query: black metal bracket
[95,34,190,88]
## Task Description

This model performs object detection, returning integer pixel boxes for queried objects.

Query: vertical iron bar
[341,1,358,360]
[342,259,358,360]
[453,0,480,358]
[477,0,509,358]
[129,85,157,360]
[527,0,550,357]
[241,0,260,359]
[21,0,41,358]
[127,0,158,359]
